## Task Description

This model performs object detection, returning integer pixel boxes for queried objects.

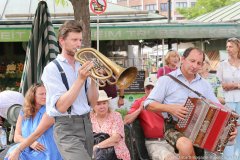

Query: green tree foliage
[55,0,69,6]
[177,0,239,19]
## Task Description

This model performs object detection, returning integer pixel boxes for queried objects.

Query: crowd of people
[0,20,240,160]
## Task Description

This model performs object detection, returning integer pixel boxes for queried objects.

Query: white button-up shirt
[217,60,240,102]
[41,54,91,117]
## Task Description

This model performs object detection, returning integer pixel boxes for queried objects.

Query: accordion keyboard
[177,98,195,129]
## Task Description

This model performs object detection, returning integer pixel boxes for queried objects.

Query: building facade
[116,0,197,21]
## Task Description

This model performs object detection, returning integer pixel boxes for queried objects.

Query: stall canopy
[0,0,240,42]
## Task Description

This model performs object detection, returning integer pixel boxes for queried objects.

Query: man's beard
[66,49,76,57]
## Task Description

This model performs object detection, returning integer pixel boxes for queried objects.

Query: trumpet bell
[117,67,138,89]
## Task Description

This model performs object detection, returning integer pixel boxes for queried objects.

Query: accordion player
[176,97,239,153]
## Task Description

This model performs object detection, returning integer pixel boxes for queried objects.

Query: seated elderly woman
[4,83,62,160]
[90,90,130,160]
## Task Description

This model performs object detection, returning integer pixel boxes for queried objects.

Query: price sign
[90,0,107,15]
[125,71,145,93]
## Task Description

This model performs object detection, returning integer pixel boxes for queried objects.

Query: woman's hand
[222,82,238,91]
[92,145,100,159]
[30,141,45,151]
[5,147,21,160]
[93,145,99,152]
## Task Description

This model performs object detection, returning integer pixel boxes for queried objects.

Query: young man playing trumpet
[42,20,98,160]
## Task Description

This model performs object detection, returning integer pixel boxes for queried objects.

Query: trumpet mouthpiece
[75,48,80,52]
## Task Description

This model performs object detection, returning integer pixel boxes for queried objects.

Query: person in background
[0,91,24,125]
[90,90,130,160]
[100,85,125,110]
[124,76,178,160]
[217,37,240,159]
[98,68,125,110]
[157,50,180,78]
[145,47,237,160]
[41,20,98,160]
[5,113,62,160]
[5,83,62,160]
[198,55,225,104]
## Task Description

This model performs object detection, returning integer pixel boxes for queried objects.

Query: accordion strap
[167,74,206,99]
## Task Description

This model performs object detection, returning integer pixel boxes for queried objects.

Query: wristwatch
[119,95,125,99]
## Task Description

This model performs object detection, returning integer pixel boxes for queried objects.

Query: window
[176,17,185,20]
[191,2,196,7]
[160,3,168,12]
[176,2,187,8]
[145,4,157,11]
[131,5,142,10]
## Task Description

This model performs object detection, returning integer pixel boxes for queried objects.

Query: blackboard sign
[125,71,145,93]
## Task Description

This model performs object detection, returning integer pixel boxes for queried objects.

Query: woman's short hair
[227,37,240,59]
[164,50,180,65]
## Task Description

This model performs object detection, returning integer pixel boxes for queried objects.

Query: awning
[1,22,240,42]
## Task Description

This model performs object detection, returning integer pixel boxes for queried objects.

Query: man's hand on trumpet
[78,61,94,81]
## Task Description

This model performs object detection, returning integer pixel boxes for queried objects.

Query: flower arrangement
[0,62,24,91]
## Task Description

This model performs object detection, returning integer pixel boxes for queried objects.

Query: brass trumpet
[74,48,138,89]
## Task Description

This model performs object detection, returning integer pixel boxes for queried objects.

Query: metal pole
[168,0,171,23]
[97,14,99,51]
[162,39,165,66]
[201,39,204,50]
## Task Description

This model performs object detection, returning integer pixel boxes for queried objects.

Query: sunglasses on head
[227,37,240,43]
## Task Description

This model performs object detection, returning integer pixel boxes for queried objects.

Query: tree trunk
[70,0,91,48]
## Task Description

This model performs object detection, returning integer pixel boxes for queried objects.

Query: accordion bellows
[176,97,239,153]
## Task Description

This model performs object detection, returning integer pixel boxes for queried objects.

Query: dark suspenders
[53,59,88,115]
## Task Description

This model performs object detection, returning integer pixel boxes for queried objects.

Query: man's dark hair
[58,20,82,40]
[182,47,205,62]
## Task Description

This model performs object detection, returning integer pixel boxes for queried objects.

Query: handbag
[93,132,119,160]
[132,97,164,138]
[139,110,165,138]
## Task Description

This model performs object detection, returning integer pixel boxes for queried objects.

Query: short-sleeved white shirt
[217,60,240,102]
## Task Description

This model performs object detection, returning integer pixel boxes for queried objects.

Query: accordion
[176,97,238,153]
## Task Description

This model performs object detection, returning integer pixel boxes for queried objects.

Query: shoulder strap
[53,59,89,109]
[85,79,89,105]
[53,59,71,114]
[53,59,69,90]
[167,74,205,99]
